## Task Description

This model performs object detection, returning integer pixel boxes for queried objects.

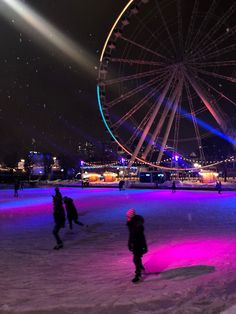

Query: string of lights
[80,155,236,171]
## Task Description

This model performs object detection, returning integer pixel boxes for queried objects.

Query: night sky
[0,0,128,160]
[1,0,236,165]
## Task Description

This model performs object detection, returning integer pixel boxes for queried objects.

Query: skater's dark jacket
[53,195,65,227]
[63,197,78,220]
[127,215,148,255]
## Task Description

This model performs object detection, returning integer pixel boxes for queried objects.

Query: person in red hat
[126,208,148,283]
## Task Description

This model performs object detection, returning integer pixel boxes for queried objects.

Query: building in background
[77,142,96,161]
[102,141,117,161]
[26,151,53,178]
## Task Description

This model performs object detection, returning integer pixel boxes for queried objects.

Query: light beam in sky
[0,0,96,72]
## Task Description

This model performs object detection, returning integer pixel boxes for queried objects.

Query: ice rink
[1,187,236,314]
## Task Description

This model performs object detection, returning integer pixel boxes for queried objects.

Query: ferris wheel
[97,0,236,169]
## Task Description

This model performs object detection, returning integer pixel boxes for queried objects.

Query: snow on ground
[1,187,236,314]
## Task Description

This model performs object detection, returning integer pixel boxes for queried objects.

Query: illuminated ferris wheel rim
[99,0,135,62]
[98,84,229,171]
[97,0,236,171]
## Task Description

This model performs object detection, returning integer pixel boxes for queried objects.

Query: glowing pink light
[143,237,236,273]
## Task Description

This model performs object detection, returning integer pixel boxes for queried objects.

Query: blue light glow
[97,85,118,143]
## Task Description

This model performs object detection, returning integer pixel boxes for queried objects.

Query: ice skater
[14,180,20,197]
[53,187,63,201]
[63,196,86,230]
[126,208,148,283]
[52,192,65,249]
[171,180,176,193]
[82,179,89,188]
[20,181,24,190]
[119,180,125,191]
[216,180,222,194]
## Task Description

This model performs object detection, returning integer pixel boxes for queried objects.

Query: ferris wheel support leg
[185,72,236,150]
[142,79,180,160]
[184,71,227,132]
[157,77,184,164]
[185,80,205,162]
[128,71,176,167]
[185,71,236,149]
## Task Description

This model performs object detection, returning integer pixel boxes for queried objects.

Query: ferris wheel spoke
[177,0,184,53]
[112,94,155,130]
[105,68,167,86]
[191,107,208,115]
[109,58,166,67]
[112,77,169,129]
[190,72,228,121]
[197,75,236,108]
[204,44,236,59]
[107,71,169,108]
[173,94,181,157]
[191,2,236,55]
[156,76,184,164]
[190,26,236,60]
[185,81,205,161]
[127,105,156,147]
[188,0,218,51]
[187,44,236,64]
[121,35,170,61]
[128,71,176,166]
[184,69,228,133]
[154,0,177,54]
[184,0,199,51]
[142,78,180,159]
[135,17,172,58]
[188,60,236,68]
[191,66,236,83]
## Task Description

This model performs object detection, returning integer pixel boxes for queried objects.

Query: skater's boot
[53,243,63,250]
[132,275,140,283]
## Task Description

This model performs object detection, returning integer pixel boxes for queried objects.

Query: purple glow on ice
[144,237,236,273]
[1,187,236,269]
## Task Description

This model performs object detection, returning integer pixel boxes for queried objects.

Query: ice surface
[1,187,236,313]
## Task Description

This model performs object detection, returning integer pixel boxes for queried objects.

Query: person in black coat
[54,187,62,201]
[171,180,176,193]
[216,181,222,194]
[52,193,65,249]
[119,180,125,191]
[63,197,85,230]
[126,208,148,283]
[14,180,20,197]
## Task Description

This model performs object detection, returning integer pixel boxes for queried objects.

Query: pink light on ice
[144,237,236,273]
